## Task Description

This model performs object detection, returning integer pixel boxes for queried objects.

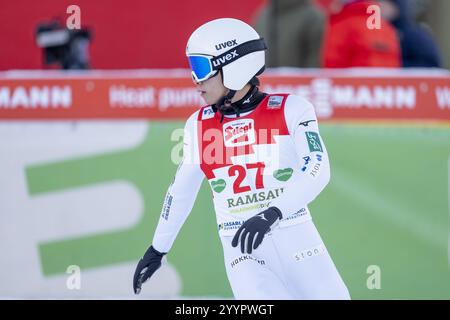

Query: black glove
[232,207,282,254]
[133,245,166,294]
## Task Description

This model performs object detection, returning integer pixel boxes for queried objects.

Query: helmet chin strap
[212,84,266,123]
[213,89,237,123]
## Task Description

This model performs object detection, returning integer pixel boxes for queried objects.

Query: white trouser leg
[270,220,351,300]
[220,235,293,300]
[220,220,350,300]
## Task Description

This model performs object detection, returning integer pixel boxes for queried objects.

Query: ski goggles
[187,38,267,83]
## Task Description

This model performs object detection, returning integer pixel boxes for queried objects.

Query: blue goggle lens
[188,55,214,82]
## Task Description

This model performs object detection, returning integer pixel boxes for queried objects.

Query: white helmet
[186,18,266,91]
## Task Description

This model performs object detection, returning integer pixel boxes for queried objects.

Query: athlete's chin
[201,94,216,106]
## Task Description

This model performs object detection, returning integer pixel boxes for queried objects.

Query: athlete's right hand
[133,245,166,294]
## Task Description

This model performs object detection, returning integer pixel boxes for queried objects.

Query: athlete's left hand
[232,207,282,254]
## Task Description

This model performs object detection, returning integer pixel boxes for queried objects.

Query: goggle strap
[211,38,267,71]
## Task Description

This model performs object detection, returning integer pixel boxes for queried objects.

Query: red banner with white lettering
[0,69,449,121]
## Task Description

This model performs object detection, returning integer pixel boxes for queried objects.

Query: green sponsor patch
[210,179,226,193]
[273,168,293,182]
[305,131,323,152]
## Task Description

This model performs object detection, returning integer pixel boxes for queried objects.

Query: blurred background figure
[378,0,442,68]
[254,0,325,67]
[316,0,400,68]
[410,0,430,23]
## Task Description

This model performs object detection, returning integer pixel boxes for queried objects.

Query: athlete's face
[193,72,228,105]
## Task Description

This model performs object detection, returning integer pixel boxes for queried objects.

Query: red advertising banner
[0,69,449,121]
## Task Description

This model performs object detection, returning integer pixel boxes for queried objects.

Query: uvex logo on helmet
[212,50,239,68]
[215,39,238,50]
[223,119,255,147]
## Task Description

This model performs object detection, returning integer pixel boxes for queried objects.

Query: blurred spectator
[379,0,442,68]
[409,0,430,22]
[254,0,325,67]
[317,0,401,68]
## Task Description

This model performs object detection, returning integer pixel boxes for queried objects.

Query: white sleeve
[152,111,205,253]
[269,95,331,218]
